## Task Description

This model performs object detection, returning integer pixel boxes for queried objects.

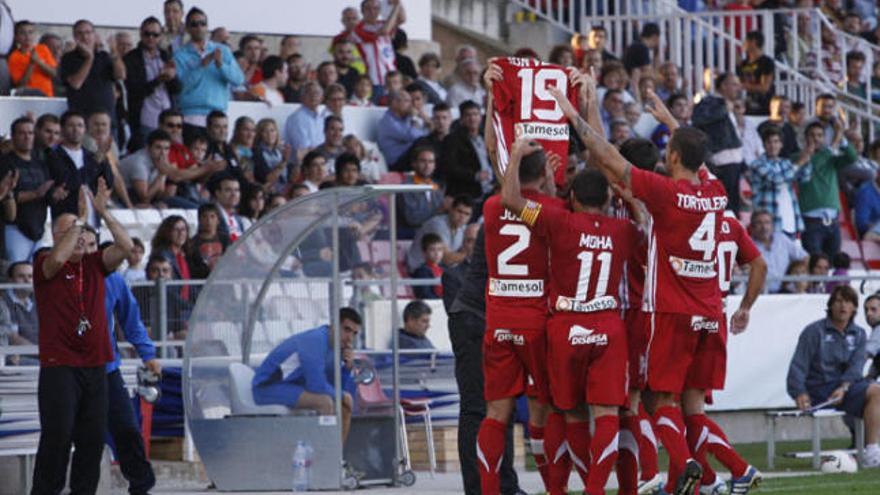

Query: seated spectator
[316,61,339,92]
[786,286,880,467]
[9,20,58,97]
[748,126,812,238]
[4,118,51,262]
[46,111,114,224]
[251,307,360,442]
[376,90,429,168]
[152,215,193,302]
[124,16,180,152]
[407,195,473,274]
[238,34,263,85]
[118,129,173,207]
[439,101,492,198]
[299,151,329,193]
[827,252,851,292]
[840,129,879,200]
[330,153,365,188]
[397,147,444,237]
[396,300,435,349]
[548,44,574,67]
[315,116,346,171]
[60,19,125,124]
[414,52,447,105]
[83,110,120,166]
[324,83,348,119]
[34,113,61,162]
[799,122,858,257]
[406,102,452,164]
[865,294,880,379]
[845,50,867,99]
[238,183,265,231]
[588,25,617,63]
[733,98,765,164]
[332,40,359,97]
[123,237,146,283]
[204,110,240,174]
[757,95,800,158]
[0,261,38,365]
[173,8,244,133]
[736,31,775,115]
[622,22,660,90]
[282,53,308,103]
[856,171,880,240]
[265,194,287,215]
[374,70,404,106]
[407,84,432,133]
[412,233,444,299]
[342,134,385,183]
[807,253,831,294]
[349,75,374,106]
[253,118,293,194]
[601,89,628,138]
[284,81,325,157]
[188,203,229,279]
[230,116,257,180]
[750,209,809,293]
[211,173,245,241]
[248,55,286,106]
[156,109,224,204]
[779,258,809,294]
[349,262,382,306]
[446,58,486,110]
[655,61,683,101]
[623,101,642,133]
[136,254,189,338]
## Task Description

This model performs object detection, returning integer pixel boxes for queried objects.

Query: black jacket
[438,127,482,199]
[46,146,114,220]
[691,95,742,155]
[123,44,181,151]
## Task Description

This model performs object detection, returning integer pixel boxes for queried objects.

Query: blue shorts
[810,380,871,418]
[252,382,305,407]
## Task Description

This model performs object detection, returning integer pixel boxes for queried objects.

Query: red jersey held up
[484,191,565,330]
[630,167,729,317]
[491,57,579,186]
[351,21,396,86]
[718,210,761,297]
[34,251,113,368]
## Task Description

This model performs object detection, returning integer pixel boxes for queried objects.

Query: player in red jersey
[685,211,767,495]
[549,80,730,495]
[502,138,641,495]
[477,65,567,495]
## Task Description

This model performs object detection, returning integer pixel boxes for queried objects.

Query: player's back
[717,210,761,297]
[484,191,564,329]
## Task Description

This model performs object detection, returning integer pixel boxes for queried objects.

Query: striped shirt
[351,21,397,86]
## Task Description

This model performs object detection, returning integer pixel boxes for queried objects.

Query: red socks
[566,420,592,488]
[544,412,570,495]
[685,413,717,485]
[687,413,748,479]
[653,406,691,489]
[529,423,550,490]
[477,418,506,495]
[637,404,659,481]
[617,414,640,495]
[586,415,620,495]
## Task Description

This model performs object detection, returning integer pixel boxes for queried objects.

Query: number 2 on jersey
[689,213,717,261]
[517,68,567,121]
[497,224,530,276]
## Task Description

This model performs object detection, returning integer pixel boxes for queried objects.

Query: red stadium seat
[378,172,403,185]
[861,240,880,269]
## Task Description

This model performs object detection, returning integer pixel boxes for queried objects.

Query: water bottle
[292,440,311,491]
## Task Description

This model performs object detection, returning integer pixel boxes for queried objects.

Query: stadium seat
[228,363,290,416]
[766,409,864,469]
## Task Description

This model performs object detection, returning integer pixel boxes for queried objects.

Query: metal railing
[432,0,508,40]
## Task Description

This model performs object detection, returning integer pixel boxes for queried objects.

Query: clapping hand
[87,177,111,216]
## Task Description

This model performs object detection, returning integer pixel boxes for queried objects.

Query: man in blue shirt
[283,81,325,157]
[376,90,429,168]
[252,307,361,442]
[786,286,880,467]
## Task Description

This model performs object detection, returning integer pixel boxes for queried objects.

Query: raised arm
[91,178,134,272]
[644,88,679,132]
[500,138,544,219]
[42,213,84,280]
[483,60,502,177]
[65,45,95,90]
[381,0,405,35]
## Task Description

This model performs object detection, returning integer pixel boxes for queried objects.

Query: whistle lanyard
[76,261,85,319]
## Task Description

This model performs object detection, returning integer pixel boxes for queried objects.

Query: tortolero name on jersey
[515,122,569,141]
[489,277,544,297]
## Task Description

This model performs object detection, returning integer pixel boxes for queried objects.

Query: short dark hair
[336,152,360,172]
[301,150,323,169]
[14,20,33,35]
[865,293,880,308]
[666,92,688,108]
[147,129,172,146]
[590,25,606,33]
[667,127,708,172]
[140,16,162,30]
[791,101,806,113]
[146,254,171,272]
[73,19,93,32]
[832,251,851,270]
[760,124,783,142]
[206,110,227,127]
[459,100,481,115]
[816,93,836,105]
[809,252,830,273]
[10,117,34,136]
[159,108,183,124]
[570,169,609,208]
[433,102,451,114]
[405,83,424,96]
[846,50,867,65]
[261,55,284,79]
[641,23,660,38]
[403,300,432,322]
[239,34,260,51]
[745,30,764,48]
[826,284,859,321]
[60,110,85,127]
[185,7,207,26]
[520,148,547,183]
[132,237,145,250]
[324,115,343,131]
[410,146,434,163]
[197,203,221,218]
[714,72,735,91]
[619,138,660,171]
[451,195,474,210]
[421,232,444,252]
[164,0,183,7]
[418,52,441,68]
[804,121,825,137]
[340,307,363,326]
[392,28,408,51]
[36,113,59,130]
[6,260,32,279]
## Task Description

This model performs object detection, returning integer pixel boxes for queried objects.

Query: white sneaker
[864,443,880,468]
[699,475,730,495]
[637,473,663,494]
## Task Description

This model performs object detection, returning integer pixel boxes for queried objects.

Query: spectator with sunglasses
[124,16,181,153]
[172,7,244,137]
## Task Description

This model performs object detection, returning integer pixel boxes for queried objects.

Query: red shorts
[625,309,649,391]
[546,313,629,410]
[482,325,550,403]
[645,312,726,394]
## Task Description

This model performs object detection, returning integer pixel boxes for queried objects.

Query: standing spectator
[351,0,406,92]
[30,183,133,495]
[333,40,360,97]
[253,118,293,194]
[414,52,447,105]
[212,173,245,242]
[123,238,146,283]
[855,172,880,241]
[737,31,775,115]
[397,146,444,237]
[622,22,660,91]
[8,20,58,97]
[173,8,244,134]
[446,59,486,110]
[282,53,308,103]
[748,126,812,238]
[757,96,800,158]
[750,210,809,293]
[60,20,126,124]
[407,195,473,274]
[238,34,263,85]
[392,29,417,81]
[397,300,436,349]
[439,101,492,199]
[839,129,878,201]
[799,122,858,257]
[810,93,842,146]
[588,25,617,62]
[412,232,444,299]
[46,111,114,223]
[409,102,453,159]
[655,61,683,101]
[124,16,180,152]
[162,0,185,52]
[284,81,325,157]
[376,90,429,168]
[845,50,868,99]
[248,55,286,106]
[332,6,366,74]
[279,35,301,60]
[4,118,50,262]
[188,203,229,279]
[151,215,193,302]
[733,98,765,164]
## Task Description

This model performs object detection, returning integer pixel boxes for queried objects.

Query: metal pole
[331,191,343,480]
[389,191,402,483]
[157,278,168,359]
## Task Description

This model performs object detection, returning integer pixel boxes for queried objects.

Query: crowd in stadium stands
[1,0,880,346]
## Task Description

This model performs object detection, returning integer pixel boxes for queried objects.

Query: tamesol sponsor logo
[489,277,544,297]
[669,256,716,279]
[494,329,525,345]
[567,325,609,346]
[515,122,570,141]
[690,317,719,333]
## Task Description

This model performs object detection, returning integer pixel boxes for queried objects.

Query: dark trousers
[802,217,842,258]
[448,310,520,495]
[31,366,108,495]
[711,162,744,213]
[107,370,155,495]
